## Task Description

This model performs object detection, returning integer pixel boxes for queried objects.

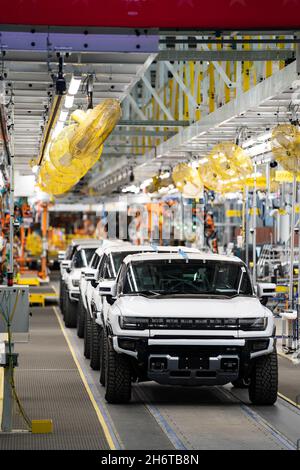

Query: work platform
[29,286,58,306]
[1,298,300,450]
[0,307,110,450]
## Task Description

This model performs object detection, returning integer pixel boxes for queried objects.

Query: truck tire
[231,378,251,389]
[77,297,85,338]
[61,288,67,319]
[59,278,64,310]
[105,340,132,404]
[249,352,278,405]
[99,329,107,386]
[90,319,101,370]
[84,309,92,359]
[64,296,77,328]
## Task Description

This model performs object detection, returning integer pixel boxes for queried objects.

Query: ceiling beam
[110,129,176,137]
[117,119,189,127]
[158,50,295,62]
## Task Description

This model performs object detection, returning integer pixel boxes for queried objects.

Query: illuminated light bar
[68,75,82,95]
[64,94,74,109]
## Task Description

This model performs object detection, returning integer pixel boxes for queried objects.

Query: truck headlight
[72,279,80,287]
[119,316,149,330]
[239,317,267,331]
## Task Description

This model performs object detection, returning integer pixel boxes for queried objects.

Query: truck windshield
[123,260,253,297]
[73,248,97,268]
[110,251,149,278]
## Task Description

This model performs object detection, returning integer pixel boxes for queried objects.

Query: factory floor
[0,282,300,450]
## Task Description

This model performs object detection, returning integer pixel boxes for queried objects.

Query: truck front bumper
[113,336,275,386]
[68,290,80,302]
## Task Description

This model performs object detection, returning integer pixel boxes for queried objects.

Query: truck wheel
[105,340,132,404]
[59,278,64,310]
[249,352,278,405]
[61,288,67,319]
[77,297,85,338]
[231,378,251,389]
[64,296,77,328]
[90,319,101,370]
[84,309,92,359]
[99,329,107,386]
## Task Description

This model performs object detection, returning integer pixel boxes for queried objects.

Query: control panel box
[0,285,29,336]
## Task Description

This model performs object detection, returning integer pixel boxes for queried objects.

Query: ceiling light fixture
[64,94,74,109]
[58,110,69,122]
[68,75,82,95]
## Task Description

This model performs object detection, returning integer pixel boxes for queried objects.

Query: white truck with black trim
[62,241,102,327]
[100,252,278,405]
[85,245,199,377]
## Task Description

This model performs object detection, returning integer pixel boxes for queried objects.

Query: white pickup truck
[100,252,278,405]
[61,241,102,327]
[84,245,199,376]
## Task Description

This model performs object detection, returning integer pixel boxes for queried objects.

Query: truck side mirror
[98,280,117,298]
[256,283,276,305]
[61,260,71,270]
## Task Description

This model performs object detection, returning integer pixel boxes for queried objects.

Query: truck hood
[117,295,268,319]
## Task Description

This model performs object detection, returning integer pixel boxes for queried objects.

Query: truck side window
[239,273,252,295]
[103,255,114,279]
[97,255,107,280]
[91,254,99,269]
[73,250,83,269]
[117,264,127,296]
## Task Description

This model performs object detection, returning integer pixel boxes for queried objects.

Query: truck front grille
[149,317,238,330]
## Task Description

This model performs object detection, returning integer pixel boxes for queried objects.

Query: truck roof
[123,251,243,264]
[98,244,200,256]
[69,238,101,247]
[76,240,103,250]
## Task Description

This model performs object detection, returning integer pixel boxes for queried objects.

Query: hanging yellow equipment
[198,141,253,193]
[172,163,203,198]
[271,124,300,175]
[37,99,121,195]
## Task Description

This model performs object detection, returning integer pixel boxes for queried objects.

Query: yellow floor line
[0,368,3,429]
[277,350,298,363]
[278,392,300,410]
[53,307,115,450]
[0,334,8,430]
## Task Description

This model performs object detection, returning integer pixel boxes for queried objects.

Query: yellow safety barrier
[275,285,289,293]
[275,170,300,183]
[226,210,242,218]
[31,419,53,434]
[18,278,40,287]
[29,294,45,307]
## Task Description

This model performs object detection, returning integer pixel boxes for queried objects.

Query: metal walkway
[0,307,110,450]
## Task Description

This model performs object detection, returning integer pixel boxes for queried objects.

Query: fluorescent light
[0,81,5,105]
[243,131,272,149]
[52,121,64,138]
[31,165,39,175]
[122,185,140,194]
[58,110,68,122]
[68,75,81,95]
[140,178,153,190]
[65,94,74,109]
